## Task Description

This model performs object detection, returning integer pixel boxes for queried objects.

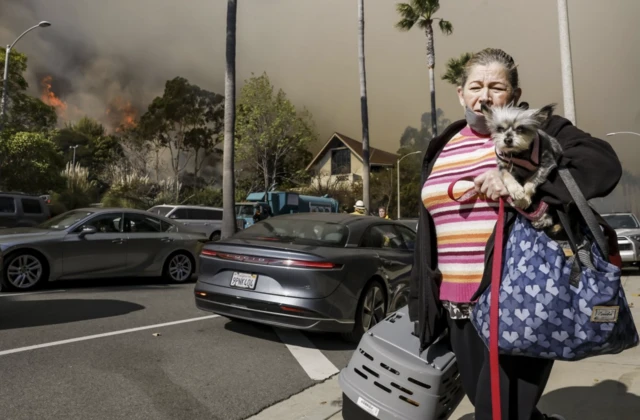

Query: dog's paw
[523,182,537,200]
[532,213,554,230]
[512,193,532,209]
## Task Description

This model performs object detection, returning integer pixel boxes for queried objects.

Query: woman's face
[457,62,521,114]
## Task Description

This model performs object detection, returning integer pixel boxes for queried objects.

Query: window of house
[331,148,351,175]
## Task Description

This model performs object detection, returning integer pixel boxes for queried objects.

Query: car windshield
[603,214,640,230]
[236,204,255,218]
[234,219,348,247]
[148,206,173,217]
[38,210,95,230]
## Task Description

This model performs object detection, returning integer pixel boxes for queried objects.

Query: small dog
[481,103,563,229]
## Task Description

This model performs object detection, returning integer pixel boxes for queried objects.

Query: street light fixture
[397,150,421,219]
[0,21,52,131]
[606,132,640,138]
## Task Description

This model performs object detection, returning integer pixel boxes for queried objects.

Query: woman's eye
[470,86,481,91]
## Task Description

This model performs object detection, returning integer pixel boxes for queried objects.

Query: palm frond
[441,52,474,86]
[438,19,453,35]
[423,0,440,18]
[417,19,431,30]
[395,3,420,30]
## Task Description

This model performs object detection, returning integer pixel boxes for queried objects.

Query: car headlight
[629,235,640,242]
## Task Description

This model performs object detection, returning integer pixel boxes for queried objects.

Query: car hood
[615,228,640,237]
[0,228,56,244]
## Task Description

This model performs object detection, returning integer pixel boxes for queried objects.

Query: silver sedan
[0,208,207,291]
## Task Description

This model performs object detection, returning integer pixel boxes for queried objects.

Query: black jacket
[407,116,622,351]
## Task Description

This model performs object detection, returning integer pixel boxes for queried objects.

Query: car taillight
[200,249,339,269]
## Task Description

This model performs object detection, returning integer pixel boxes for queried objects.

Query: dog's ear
[533,103,556,124]
[480,102,493,122]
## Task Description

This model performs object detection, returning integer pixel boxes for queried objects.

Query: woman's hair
[460,48,519,90]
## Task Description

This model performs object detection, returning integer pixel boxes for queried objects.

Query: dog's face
[481,103,555,153]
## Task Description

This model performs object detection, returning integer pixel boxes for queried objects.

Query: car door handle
[161,237,174,243]
[112,238,126,244]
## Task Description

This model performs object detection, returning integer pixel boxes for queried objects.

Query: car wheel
[2,252,48,291]
[163,252,194,283]
[342,281,387,343]
[210,231,221,241]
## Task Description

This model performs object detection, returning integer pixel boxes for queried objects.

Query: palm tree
[441,51,473,86]
[358,0,371,213]
[396,0,453,137]
[221,0,238,239]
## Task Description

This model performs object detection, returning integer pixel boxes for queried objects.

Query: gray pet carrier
[338,306,464,420]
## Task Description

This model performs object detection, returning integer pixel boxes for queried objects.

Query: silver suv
[602,212,640,268]
[148,205,222,241]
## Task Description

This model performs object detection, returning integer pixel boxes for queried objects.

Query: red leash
[447,177,511,420]
[490,198,505,420]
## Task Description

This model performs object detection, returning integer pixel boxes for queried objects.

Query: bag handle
[557,167,609,258]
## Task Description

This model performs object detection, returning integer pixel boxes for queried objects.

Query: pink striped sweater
[421,126,499,303]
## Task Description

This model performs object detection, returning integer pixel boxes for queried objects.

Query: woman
[408,48,621,420]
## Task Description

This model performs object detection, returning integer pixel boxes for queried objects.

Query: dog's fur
[481,103,563,229]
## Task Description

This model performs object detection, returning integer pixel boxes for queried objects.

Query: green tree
[222,0,238,239]
[0,132,65,193]
[396,0,453,137]
[442,52,474,86]
[138,77,224,200]
[0,47,57,134]
[235,73,316,191]
[51,117,125,188]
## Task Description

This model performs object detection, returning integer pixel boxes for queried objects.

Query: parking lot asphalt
[0,278,357,420]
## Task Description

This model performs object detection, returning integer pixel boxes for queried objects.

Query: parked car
[396,218,419,232]
[0,208,207,291]
[148,205,223,241]
[602,212,640,268]
[0,192,50,228]
[194,213,416,342]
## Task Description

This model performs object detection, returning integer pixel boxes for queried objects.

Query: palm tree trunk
[358,0,371,213]
[425,23,437,137]
[222,0,238,239]
[557,0,577,125]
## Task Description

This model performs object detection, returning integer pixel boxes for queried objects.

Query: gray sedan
[0,208,207,291]
[195,213,416,342]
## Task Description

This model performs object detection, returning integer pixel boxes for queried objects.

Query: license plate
[230,272,258,289]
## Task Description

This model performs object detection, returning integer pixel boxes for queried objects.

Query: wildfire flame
[41,75,68,117]
[106,97,138,132]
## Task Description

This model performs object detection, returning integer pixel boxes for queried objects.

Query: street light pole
[70,144,79,167]
[606,132,640,138]
[0,21,51,131]
[397,150,421,219]
[557,0,576,125]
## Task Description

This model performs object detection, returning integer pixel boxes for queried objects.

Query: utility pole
[557,0,576,125]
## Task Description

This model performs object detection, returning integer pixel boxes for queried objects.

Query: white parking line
[0,315,219,357]
[0,290,66,298]
[275,328,339,381]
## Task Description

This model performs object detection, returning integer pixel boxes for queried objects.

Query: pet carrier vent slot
[374,381,391,393]
[391,382,413,395]
[408,377,431,389]
[380,362,399,375]
[399,395,420,407]
[354,368,368,380]
[359,348,374,361]
[362,365,379,378]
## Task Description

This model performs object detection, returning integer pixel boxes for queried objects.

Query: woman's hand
[474,169,510,201]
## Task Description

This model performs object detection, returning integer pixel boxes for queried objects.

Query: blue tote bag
[471,168,639,361]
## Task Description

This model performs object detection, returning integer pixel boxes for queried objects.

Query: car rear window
[21,198,42,214]
[234,219,348,247]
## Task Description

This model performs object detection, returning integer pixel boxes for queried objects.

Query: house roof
[305,132,398,171]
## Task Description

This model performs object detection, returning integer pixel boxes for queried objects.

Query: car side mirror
[79,225,97,237]
[169,214,178,219]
